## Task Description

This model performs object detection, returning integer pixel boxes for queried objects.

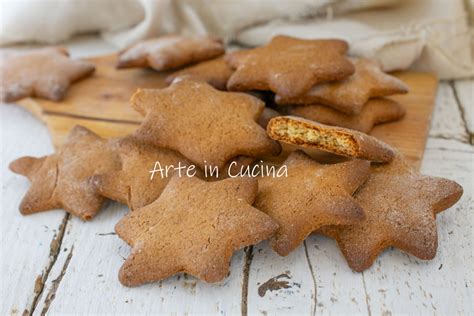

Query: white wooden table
[1,36,473,315]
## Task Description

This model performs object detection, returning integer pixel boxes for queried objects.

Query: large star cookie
[166,56,234,90]
[226,35,354,99]
[9,126,121,220]
[276,58,409,114]
[0,47,95,102]
[255,151,370,256]
[288,98,406,133]
[115,176,278,286]
[90,136,196,211]
[131,78,281,169]
[267,116,395,162]
[116,35,225,71]
[320,154,463,272]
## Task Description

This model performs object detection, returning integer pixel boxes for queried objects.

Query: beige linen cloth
[1,0,472,79]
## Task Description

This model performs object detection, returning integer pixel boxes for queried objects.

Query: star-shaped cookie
[90,136,196,211]
[116,35,225,71]
[255,151,370,256]
[115,176,278,286]
[131,78,281,169]
[276,58,409,114]
[0,47,95,102]
[319,154,463,272]
[288,98,406,133]
[166,56,234,90]
[9,126,121,220]
[226,35,354,99]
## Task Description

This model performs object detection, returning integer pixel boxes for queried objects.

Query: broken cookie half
[267,116,394,162]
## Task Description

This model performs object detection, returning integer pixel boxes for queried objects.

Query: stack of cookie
[6,34,463,287]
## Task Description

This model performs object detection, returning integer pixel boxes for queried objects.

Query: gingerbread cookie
[116,35,225,71]
[0,47,95,102]
[319,154,463,272]
[276,58,409,114]
[131,78,281,169]
[226,35,354,98]
[9,126,121,220]
[258,107,281,129]
[267,116,395,162]
[255,151,369,256]
[90,136,195,211]
[115,176,278,286]
[166,56,233,90]
[288,98,406,133]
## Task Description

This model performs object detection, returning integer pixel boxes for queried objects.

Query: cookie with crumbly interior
[319,153,463,272]
[276,58,409,114]
[0,47,95,102]
[255,151,370,256]
[166,56,233,90]
[288,98,406,133]
[115,176,278,286]
[267,116,394,162]
[226,35,354,98]
[116,35,224,71]
[9,126,121,220]
[131,78,281,170]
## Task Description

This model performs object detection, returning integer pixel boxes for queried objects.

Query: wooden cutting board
[17,53,438,169]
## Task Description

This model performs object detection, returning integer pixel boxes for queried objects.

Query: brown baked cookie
[0,47,95,102]
[276,58,409,114]
[166,56,233,90]
[131,78,281,170]
[319,154,463,272]
[258,107,281,128]
[90,136,195,211]
[116,35,225,71]
[115,176,278,286]
[267,116,395,162]
[255,151,369,256]
[288,98,406,133]
[226,35,354,99]
[9,126,121,220]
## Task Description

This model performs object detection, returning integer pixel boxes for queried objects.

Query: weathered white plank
[33,202,247,315]
[453,79,474,141]
[429,83,469,142]
[0,105,66,315]
[247,241,315,315]
[361,138,473,315]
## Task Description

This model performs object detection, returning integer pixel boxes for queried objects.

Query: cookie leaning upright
[9,126,121,220]
[116,35,225,71]
[115,176,278,286]
[225,35,354,98]
[130,78,281,169]
[0,47,95,102]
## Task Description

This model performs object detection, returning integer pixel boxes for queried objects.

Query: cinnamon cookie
[255,151,370,256]
[267,116,395,162]
[117,35,225,71]
[131,78,281,169]
[0,47,95,102]
[115,176,278,286]
[319,154,463,272]
[9,126,120,220]
[276,58,408,114]
[288,98,406,133]
[226,35,354,98]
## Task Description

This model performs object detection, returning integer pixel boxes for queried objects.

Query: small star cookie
[288,98,406,133]
[116,35,225,71]
[276,58,409,114]
[0,47,95,102]
[319,154,463,271]
[255,151,370,256]
[9,126,121,220]
[226,35,354,98]
[131,78,281,169]
[115,176,278,286]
